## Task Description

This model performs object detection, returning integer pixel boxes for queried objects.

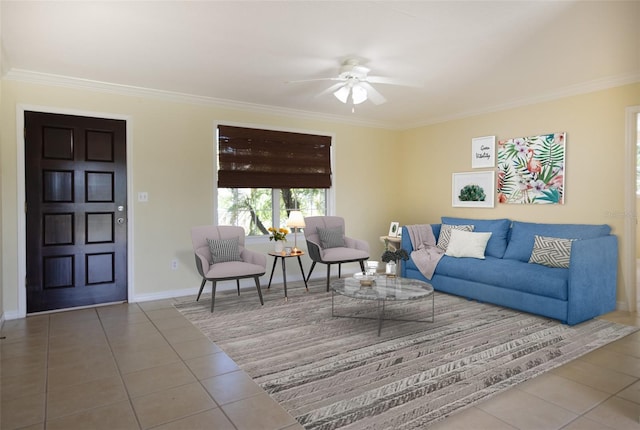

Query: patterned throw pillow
[317,226,345,249]
[207,237,242,263]
[528,235,575,268]
[437,224,474,250]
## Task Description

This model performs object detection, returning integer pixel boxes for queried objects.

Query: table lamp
[286,210,306,254]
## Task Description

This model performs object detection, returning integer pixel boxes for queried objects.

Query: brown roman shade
[217,125,332,189]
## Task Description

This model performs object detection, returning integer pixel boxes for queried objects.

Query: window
[216,125,332,236]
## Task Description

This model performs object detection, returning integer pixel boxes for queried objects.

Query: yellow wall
[399,83,640,305]
[1,79,639,317]
[0,79,398,316]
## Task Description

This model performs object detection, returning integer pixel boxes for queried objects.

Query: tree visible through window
[216,125,332,236]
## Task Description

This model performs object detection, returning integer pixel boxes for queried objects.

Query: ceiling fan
[289,58,420,107]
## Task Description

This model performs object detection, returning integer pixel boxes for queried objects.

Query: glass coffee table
[330,275,434,336]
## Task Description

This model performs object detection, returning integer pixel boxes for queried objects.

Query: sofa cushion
[529,235,575,268]
[445,230,492,259]
[207,237,242,264]
[503,221,611,262]
[317,226,345,249]
[435,256,569,300]
[437,224,474,250]
[441,217,511,258]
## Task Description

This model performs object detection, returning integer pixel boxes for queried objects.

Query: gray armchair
[190,225,266,312]
[303,216,370,291]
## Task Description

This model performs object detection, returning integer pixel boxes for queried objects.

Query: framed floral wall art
[496,132,566,204]
[452,171,495,208]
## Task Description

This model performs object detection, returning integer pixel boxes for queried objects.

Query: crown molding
[2,68,395,130]
[404,72,640,129]
[4,68,638,131]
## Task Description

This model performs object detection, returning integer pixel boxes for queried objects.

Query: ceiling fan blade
[286,77,344,84]
[359,82,387,105]
[314,82,347,99]
[366,76,423,87]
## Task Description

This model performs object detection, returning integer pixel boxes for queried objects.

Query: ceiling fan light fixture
[333,86,350,103]
[351,84,367,104]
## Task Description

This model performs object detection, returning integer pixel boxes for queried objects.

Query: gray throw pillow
[207,237,242,263]
[437,224,474,250]
[528,235,575,268]
[317,226,345,249]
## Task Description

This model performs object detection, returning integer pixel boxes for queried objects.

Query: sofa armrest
[567,235,618,325]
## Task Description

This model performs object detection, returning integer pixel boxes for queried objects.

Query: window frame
[213,121,336,243]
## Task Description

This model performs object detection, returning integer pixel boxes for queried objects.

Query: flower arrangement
[381,239,409,263]
[268,227,289,242]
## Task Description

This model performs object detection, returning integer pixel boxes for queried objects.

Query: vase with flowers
[381,239,409,276]
[268,227,289,253]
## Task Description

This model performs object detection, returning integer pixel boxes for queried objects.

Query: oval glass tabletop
[331,275,433,301]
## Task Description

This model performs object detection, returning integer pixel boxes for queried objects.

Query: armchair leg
[359,260,366,273]
[196,278,207,301]
[326,264,331,292]
[254,276,264,306]
[306,262,317,283]
[236,279,241,296]
[210,281,218,313]
[338,263,342,278]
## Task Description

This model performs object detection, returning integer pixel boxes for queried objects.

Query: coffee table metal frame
[330,276,434,336]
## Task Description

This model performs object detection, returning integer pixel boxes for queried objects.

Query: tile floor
[2,296,640,429]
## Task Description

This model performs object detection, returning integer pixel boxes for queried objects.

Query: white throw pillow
[445,229,492,259]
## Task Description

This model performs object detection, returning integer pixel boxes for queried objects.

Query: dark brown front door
[25,111,128,313]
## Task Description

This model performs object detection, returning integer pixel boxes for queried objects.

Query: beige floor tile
[123,361,197,398]
[46,375,128,419]
[161,325,207,345]
[1,339,48,362]
[113,342,181,374]
[171,337,221,360]
[47,330,110,352]
[222,392,298,430]
[585,396,640,429]
[184,352,240,380]
[563,416,617,430]
[152,316,196,332]
[428,406,517,430]
[47,354,120,390]
[47,343,113,368]
[607,337,640,359]
[201,370,265,405]
[103,320,159,340]
[477,389,577,430]
[49,319,104,338]
[96,302,143,318]
[109,330,171,354]
[150,408,235,430]
[581,348,640,378]
[0,354,47,376]
[99,310,150,327]
[45,400,139,430]
[144,307,183,321]
[49,308,99,326]
[518,372,610,414]
[1,369,47,401]
[1,392,46,430]
[618,380,640,404]
[552,358,638,394]
[138,299,176,311]
[11,423,45,430]
[131,382,216,429]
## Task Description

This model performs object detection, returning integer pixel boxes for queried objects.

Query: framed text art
[496,132,566,204]
[452,171,495,208]
[471,136,496,168]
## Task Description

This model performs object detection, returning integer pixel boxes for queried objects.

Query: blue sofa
[400,217,618,325]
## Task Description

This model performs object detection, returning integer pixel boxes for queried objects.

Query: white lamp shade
[333,86,350,104]
[351,85,367,104]
[286,210,306,228]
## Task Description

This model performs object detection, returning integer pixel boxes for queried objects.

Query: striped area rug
[175,282,637,429]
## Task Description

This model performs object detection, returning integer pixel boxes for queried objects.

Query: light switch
[138,192,149,202]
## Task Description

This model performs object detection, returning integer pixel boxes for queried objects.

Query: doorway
[24,111,128,313]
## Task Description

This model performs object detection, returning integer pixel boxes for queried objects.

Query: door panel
[25,111,127,313]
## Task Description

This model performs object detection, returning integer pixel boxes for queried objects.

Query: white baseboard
[2,310,22,321]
